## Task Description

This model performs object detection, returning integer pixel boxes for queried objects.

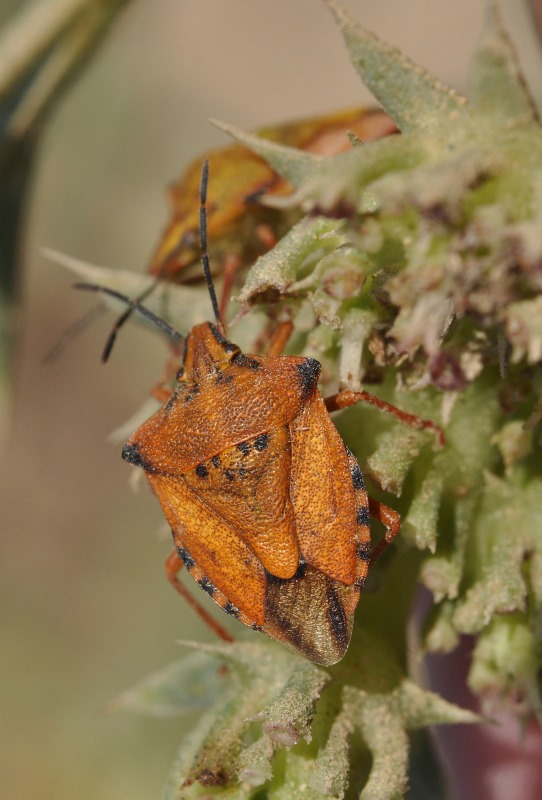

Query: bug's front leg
[265,320,294,357]
[325,388,446,447]
[218,253,242,324]
[164,550,234,643]
[150,351,184,403]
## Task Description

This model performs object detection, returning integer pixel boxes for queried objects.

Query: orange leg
[150,347,185,403]
[368,497,401,566]
[254,223,278,250]
[218,254,242,326]
[151,385,171,403]
[265,320,294,357]
[251,318,294,357]
[325,388,446,447]
[165,550,234,643]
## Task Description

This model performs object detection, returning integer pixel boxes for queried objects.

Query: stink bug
[97,107,396,359]
[149,106,396,294]
[78,162,442,666]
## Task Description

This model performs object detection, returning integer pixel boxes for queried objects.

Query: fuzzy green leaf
[251,660,330,746]
[349,687,410,800]
[265,132,425,214]
[163,642,295,795]
[402,467,443,552]
[453,472,541,634]
[323,0,466,133]
[45,249,212,333]
[339,307,379,388]
[468,615,541,704]
[345,678,478,800]
[163,696,254,799]
[424,601,460,653]
[395,680,480,729]
[106,652,226,717]
[505,296,542,364]
[237,737,275,787]
[211,118,319,187]
[156,554,479,798]
[366,427,424,496]
[307,703,353,797]
[234,217,344,303]
[421,493,479,604]
[468,1,538,123]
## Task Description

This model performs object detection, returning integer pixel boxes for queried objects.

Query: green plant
[69,1,542,796]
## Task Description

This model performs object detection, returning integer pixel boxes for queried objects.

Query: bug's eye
[176,367,184,381]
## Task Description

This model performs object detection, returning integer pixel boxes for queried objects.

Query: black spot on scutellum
[195,464,209,478]
[296,358,321,396]
[254,433,269,451]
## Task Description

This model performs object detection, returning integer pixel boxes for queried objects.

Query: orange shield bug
[78,161,443,666]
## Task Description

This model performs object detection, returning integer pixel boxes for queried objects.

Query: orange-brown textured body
[122,322,371,665]
[149,107,395,282]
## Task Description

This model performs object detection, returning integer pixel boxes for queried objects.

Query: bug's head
[177,321,242,383]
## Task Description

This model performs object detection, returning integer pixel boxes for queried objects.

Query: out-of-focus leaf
[105,652,227,717]
[467,1,538,122]
[0,0,131,417]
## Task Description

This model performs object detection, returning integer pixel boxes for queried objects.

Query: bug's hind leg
[165,550,234,642]
[367,497,401,566]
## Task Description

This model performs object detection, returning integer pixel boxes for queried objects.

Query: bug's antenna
[199,160,222,329]
[74,283,184,355]
[44,302,107,364]
[100,279,159,363]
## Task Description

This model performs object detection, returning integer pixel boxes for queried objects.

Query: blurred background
[2,1,541,798]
